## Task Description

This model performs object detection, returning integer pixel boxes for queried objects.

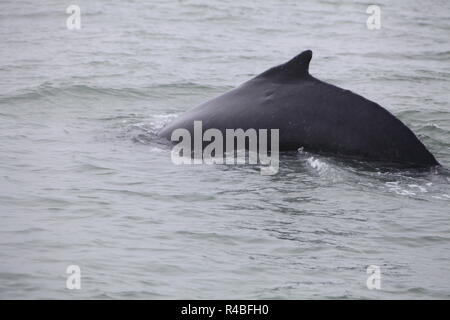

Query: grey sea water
[1,0,450,299]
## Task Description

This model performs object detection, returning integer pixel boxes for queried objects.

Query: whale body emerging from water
[158,50,439,167]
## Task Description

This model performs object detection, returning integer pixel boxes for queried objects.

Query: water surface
[0,0,449,299]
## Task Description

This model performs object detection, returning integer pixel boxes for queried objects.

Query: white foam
[149,114,178,131]
[307,157,329,174]
[408,184,427,193]
[385,181,417,196]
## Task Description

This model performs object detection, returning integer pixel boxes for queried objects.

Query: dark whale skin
[158,50,439,167]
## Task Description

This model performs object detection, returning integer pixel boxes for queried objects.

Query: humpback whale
[158,50,439,167]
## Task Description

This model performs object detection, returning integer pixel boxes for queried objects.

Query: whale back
[158,50,439,167]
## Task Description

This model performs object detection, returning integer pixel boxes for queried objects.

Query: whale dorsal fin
[258,50,312,81]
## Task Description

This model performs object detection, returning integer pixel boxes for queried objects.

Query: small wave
[385,181,419,196]
[118,113,177,146]
[306,157,329,174]
[302,154,346,184]
[295,147,450,201]
[381,170,450,200]
[0,83,147,103]
[421,123,448,133]
[148,114,178,132]
[0,82,225,104]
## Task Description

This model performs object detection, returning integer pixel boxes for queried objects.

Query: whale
[158,50,439,167]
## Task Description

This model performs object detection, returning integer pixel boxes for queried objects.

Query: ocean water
[1,0,450,299]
